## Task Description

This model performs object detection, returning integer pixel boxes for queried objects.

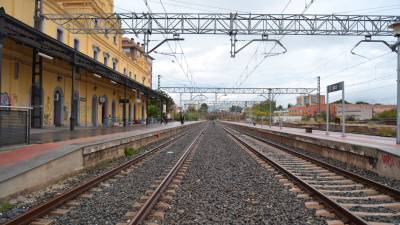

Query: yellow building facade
[0,0,153,127]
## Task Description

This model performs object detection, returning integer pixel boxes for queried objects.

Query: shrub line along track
[127,126,207,225]
[2,126,199,225]
[224,126,400,225]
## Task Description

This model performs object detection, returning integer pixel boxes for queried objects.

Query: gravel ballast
[52,126,205,225]
[163,124,326,225]
[0,125,196,224]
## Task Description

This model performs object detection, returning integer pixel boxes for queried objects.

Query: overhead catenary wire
[158,0,197,87]
[235,0,318,88]
[139,0,197,88]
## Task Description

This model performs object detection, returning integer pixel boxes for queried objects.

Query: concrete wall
[225,123,400,180]
[0,123,201,199]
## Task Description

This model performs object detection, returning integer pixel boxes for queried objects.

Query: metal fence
[0,106,31,147]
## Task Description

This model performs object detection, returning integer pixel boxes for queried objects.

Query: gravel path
[0,126,194,224]
[52,125,205,225]
[163,124,326,225]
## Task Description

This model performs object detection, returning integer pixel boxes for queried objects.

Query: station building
[0,0,160,129]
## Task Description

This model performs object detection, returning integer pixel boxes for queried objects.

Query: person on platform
[180,112,185,125]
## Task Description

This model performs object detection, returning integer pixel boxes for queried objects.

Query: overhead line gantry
[41,12,400,142]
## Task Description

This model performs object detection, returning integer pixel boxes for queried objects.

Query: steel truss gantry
[45,13,397,36]
[183,100,262,107]
[160,87,316,95]
[42,12,400,142]
[44,13,399,57]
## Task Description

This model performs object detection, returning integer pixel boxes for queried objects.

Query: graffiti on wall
[0,92,11,106]
[381,153,397,168]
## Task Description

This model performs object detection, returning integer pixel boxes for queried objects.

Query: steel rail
[2,127,195,225]
[229,125,400,200]
[128,126,207,225]
[224,127,369,225]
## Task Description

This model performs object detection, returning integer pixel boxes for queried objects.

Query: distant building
[288,104,335,117]
[296,95,325,106]
[273,110,302,123]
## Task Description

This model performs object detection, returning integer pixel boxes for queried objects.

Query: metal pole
[342,83,346,137]
[0,30,3,93]
[159,98,162,123]
[326,89,329,135]
[123,81,127,127]
[70,56,76,131]
[317,76,321,116]
[179,93,182,107]
[397,36,400,144]
[146,92,149,125]
[27,109,31,144]
[269,91,272,128]
[158,74,161,91]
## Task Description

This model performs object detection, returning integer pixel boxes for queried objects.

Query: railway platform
[223,121,400,180]
[0,121,200,199]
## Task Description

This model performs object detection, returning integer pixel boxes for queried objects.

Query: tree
[199,103,208,114]
[373,109,396,120]
[356,101,369,104]
[147,105,159,118]
[230,105,243,113]
[187,106,197,112]
[277,105,283,110]
[287,103,293,108]
[147,90,175,119]
[332,100,351,104]
[249,100,276,118]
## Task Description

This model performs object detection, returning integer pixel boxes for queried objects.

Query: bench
[304,126,313,133]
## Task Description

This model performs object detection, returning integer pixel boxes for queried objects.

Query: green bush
[377,127,396,137]
[0,202,12,213]
[124,147,138,157]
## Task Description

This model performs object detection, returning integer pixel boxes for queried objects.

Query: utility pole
[397,35,400,144]
[317,76,320,116]
[269,89,273,128]
[389,21,400,144]
[157,74,161,91]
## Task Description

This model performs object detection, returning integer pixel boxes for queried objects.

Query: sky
[114,0,400,108]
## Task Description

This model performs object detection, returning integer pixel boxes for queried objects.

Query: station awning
[0,7,165,101]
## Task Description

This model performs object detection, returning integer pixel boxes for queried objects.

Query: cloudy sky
[114,0,399,108]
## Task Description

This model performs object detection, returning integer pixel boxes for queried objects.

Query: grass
[124,147,138,157]
[0,201,12,213]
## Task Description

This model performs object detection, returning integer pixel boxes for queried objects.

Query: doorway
[73,91,80,126]
[111,100,116,123]
[101,96,108,127]
[92,95,98,127]
[53,89,63,127]
[128,103,132,124]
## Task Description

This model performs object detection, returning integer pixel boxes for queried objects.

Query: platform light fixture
[110,80,117,84]
[93,73,102,78]
[38,52,53,60]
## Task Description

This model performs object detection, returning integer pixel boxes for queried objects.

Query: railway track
[126,126,206,225]
[2,126,200,225]
[225,126,400,225]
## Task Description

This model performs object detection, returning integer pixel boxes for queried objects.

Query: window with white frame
[56,28,64,42]
[112,58,118,70]
[93,46,100,61]
[103,52,110,66]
